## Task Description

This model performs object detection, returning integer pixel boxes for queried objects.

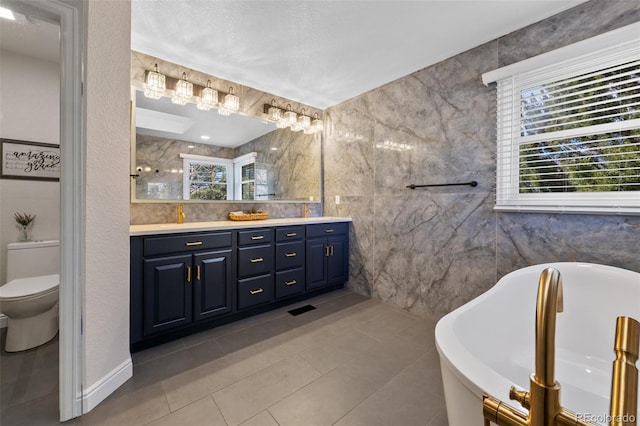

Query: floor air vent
[288,304,317,316]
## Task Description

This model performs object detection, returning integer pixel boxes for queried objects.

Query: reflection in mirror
[133,90,321,202]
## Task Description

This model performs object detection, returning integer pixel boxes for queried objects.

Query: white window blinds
[487,23,640,215]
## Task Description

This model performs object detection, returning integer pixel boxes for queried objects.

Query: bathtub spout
[534,268,563,388]
[482,268,598,426]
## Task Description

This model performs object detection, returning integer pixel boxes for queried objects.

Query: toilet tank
[6,240,60,282]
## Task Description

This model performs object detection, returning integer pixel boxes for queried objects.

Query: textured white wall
[84,0,132,389]
[0,50,60,284]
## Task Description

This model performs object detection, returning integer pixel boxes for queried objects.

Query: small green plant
[14,212,36,227]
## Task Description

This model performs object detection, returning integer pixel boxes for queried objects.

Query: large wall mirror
[130,64,322,203]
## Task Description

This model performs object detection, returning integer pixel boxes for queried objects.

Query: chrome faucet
[483,267,640,426]
[177,204,185,224]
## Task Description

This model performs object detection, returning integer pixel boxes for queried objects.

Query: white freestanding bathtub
[435,262,640,425]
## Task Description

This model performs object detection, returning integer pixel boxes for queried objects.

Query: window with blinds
[492,28,640,214]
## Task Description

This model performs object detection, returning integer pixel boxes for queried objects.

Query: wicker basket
[228,212,269,221]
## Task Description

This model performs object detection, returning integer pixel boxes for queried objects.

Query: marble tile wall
[324,0,640,319]
[236,129,321,202]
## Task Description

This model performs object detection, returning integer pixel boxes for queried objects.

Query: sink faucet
[302,204,312,218]
[482,267,640,426]
[177,204,185,224]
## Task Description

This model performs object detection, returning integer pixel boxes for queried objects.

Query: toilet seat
[0,274,59,300]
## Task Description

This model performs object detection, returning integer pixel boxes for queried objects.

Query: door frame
[6,0,86,421]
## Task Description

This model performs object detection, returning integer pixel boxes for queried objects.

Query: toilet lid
[0,274,59,298]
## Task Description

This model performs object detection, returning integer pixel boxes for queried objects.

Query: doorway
[0,0,83,422]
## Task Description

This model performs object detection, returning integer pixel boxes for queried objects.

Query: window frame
[483,22,640,215]
[233,152,257,200]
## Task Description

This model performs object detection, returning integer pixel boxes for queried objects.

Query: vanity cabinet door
[193,250,232,321]
[306,238,328,290]
[143,254,193,336]
[327,236,348,285]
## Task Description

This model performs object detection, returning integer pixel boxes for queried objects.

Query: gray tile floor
[1,290,448,425]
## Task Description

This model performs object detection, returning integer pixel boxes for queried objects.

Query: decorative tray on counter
[228,211,269,221]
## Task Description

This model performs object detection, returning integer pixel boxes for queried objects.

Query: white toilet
[0,240,59,352]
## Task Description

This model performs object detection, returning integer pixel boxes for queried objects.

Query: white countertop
[130,216,352,236]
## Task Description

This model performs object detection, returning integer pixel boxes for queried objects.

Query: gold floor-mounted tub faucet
[483,268,640,426]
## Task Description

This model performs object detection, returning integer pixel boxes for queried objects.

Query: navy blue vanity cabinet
[131,220,350,351]
[236,228,274,309]
[306,222,349,290]
[133,231,233,339]
[275,226,305,299]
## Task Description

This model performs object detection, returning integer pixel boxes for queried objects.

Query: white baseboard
[81,358,132,413]
[0,314,7,329]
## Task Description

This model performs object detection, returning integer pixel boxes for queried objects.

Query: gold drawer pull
[286,232,297,237]
[185,241,203,246]
[325,229,335,233]
[251,235,264,240]
[285,252,297,257]
[250,257,264,263]
[250,288,264,295]
[285,280,297,286]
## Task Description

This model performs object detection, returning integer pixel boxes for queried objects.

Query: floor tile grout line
[265,408,282,426]
[210,394,230,426]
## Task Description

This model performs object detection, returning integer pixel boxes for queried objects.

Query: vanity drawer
[306,222,348,238]
[237,274,273,309]
[275,241,304,271]
[237,245,274,278]
[275,226,304,242]
[238,229,273,246]
[144,232,232,256]
[275,268,304,299]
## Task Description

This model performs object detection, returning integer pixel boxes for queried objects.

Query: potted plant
[14,212,36,242]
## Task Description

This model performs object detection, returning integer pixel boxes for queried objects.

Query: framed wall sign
[1,139,60,181]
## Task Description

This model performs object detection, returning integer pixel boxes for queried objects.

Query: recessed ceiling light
[0,6,16,20]
[271,147,278,151]
[200,135,210,140]
[187,145,195,149]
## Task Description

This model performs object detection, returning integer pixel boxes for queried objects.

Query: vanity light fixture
[282,104,298,128]
[172,72,193,105]
[296,109,311,133]
[197,80,218,111]
[267,99,282,122]
[218,87,240,116]
[262,102,323,133]
[311,113,323,133]
[144,64,166,100]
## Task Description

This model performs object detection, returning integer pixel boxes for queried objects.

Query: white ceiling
[131,0,588,109]
[0,12,59,63]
